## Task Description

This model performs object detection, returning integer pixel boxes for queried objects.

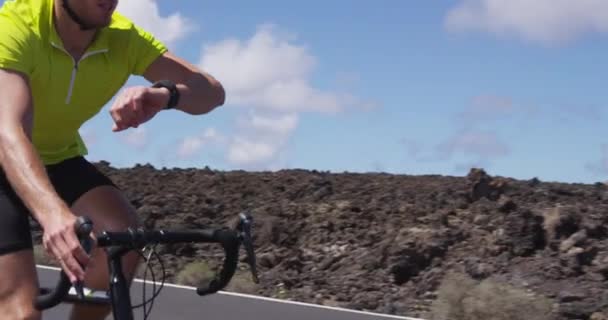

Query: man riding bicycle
[0,0,225,319]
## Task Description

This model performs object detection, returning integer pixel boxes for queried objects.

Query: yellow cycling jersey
[0,0,168,164]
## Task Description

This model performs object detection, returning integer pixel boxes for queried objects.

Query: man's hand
[109,86,169,132]
[41,212,92,284]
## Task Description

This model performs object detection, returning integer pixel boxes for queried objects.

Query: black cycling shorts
[0,156,118,255]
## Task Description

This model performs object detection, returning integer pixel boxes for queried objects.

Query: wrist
[151,80,180,109]
[151,87,171,109]
[37,200,73,226]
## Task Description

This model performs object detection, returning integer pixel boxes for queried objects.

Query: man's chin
[102,17,113,28]
[83,19,111,30]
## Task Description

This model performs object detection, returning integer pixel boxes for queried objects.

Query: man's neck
[53,1,97,59]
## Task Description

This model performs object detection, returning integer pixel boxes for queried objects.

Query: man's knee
[1,306,41,320]
[72,185,138,231]
[0,250,41,320]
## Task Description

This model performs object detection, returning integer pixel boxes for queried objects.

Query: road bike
[35,212,259,320]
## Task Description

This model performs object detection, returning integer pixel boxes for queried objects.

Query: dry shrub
[225,269,259,294]
[175,262,258,295]
[590,311,608,320]
[429,272,555,320]
[175,261,215,288]
[429,271,477,320]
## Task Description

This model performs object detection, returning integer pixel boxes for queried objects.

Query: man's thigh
[46,156,139,231]
[0,249,41,320]
[71,184,139,233]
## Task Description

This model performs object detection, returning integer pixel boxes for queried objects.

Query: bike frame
[107,244,137,320]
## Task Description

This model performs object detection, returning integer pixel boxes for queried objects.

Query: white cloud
[177,128,222,159]
[228,139,277,166]
[437,129,510,159]
[198,24,370,114]
[195,24,373,168]
[445,0,608,45]
[403,95,514,163]
[178,137,204,159]
[455,95,603,127]
[227,112,298,168]
[455,95,532,128]
[175,112,298,168]
[116,0,196,47]
[245,113,299,136]
[403,94,604,167]
[121,126,148,149]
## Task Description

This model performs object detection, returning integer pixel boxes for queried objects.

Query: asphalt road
[36,265,424,320]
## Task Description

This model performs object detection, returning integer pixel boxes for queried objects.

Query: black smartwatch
[152,80,180,109]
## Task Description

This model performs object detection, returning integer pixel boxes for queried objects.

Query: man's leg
[0,249,41,320]
[0,171,42,320]
[67,185,141,320]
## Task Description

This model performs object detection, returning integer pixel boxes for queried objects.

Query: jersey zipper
[51,42,108,104]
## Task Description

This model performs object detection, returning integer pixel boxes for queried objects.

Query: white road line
[36,264,425,320]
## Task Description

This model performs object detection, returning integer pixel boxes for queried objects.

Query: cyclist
[0,0,225,319]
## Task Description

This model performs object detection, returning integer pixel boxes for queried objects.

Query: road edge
[36,264,426,320]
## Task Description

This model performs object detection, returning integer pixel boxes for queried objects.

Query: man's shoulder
[105,11,165,50]
[0,0,44,26]
[0,0,47,43]
[0,0,46,75]
[107,10,150,36]
[105,11,152,46]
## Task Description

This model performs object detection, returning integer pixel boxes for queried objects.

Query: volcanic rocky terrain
[31,162,608,320]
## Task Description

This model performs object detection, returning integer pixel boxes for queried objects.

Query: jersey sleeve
[129,25,168,76]
[0,17,35,76]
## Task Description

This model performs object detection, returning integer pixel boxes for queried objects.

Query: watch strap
[152,80,180,109]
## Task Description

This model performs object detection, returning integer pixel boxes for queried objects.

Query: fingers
[44,227,91,284]
[45,236,84,284]
[131,96,146,128]
[110,92,133,132]
[66,231,91,269]
[110,87,149,131]
[110,92,127,132]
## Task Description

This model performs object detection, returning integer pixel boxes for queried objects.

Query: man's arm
[0,69,67,221]
[0,68,88,283]
[143,51,225,115]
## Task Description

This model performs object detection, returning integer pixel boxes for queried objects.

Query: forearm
[173,72,225,115]
[0,126,70,224]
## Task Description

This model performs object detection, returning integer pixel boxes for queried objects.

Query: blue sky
[3,0,608,184]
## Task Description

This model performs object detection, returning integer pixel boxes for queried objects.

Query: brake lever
[74,216,94,300]
[238,212,259,283]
